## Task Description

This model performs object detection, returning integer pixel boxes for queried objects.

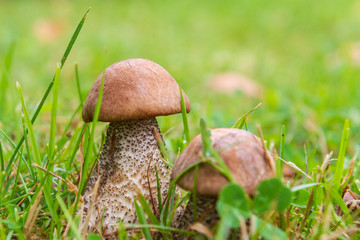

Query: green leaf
[214,217,232,240]
[254,216,288,240]
[253,178,291,214]
[291,183,321,192]
[217,183,250,228]
[87,234,102,240]
[6,204,23,230]
[277,186,292,212]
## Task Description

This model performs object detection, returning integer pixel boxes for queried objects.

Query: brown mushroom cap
[172,128,275,196]
[82,58,191,122]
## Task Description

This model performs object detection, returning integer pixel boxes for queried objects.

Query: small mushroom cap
[82,58,191,122]
[172,128,275,196]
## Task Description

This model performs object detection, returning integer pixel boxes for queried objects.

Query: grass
[0,0,360,239]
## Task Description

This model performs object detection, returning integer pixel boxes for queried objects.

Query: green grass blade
[75,63,84,105]
[16,81,58,224]
[233,102,262,129]
[74,67,105,216]
[0,129,34,178]
[49,63,61,160]
[9,154,21,200]
[276,124,285,178]
[200,118,211,157]
[324,183,353,224]
[137,193,160,225]
[200,118,235,182]
[47,63,61,234]
[0,41,15,114]
[56,194,82,240]
[6,8,91,178]
[154,166,163,214]
[16,82,42,171]
[0,129,35,185]
[0,140,4,171]
[0,193,33,208]
[124,223,196,237]
[134,197,153,240]
[180,87,190,148]
[333,119,350,191]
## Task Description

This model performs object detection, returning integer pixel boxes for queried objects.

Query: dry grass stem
[24,187,43,236]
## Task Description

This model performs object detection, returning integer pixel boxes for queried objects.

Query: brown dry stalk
[256,125,276,175]
[24,187,43,237]
[80,174,102,238]
[146,155,158,217]
[188,222,214,238]
[341,152,358,186]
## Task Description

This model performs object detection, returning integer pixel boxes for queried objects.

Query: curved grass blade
[6,8,91,179]
[134,197,152,240]
[56,194,82,240]
[180,87,190,148]
[233,102,262,129]
[16,82,58,224]
[333,119,350,191]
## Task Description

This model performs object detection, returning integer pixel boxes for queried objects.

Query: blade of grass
[74,66,105,216]
[276,124,285,178]
[200,118,235,182]
[47,64,61,235]
[333,119,350,191]
[16,82,43,174]
[124,223,197,237]
[154,166,163,214]
[10,154,22,200]
[134,197,152,240]
[233,102,262,129]
[56,194,82,240]
[6,8,91,179]
[180,88,190,148]
[16,82,58,224]
[48,63,61,161]
[0,140,4,171]
[0,41,15,114]
[137,193,160,225]
[75,63,84,106]
[324,183,353,224]
[0,129,34,180]
[0,193,34,208]
[153,127,173,167]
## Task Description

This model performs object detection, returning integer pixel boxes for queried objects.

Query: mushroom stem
[82,118,172,235]
[178,194,218,230]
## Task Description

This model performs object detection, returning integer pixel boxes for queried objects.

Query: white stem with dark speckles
[82,118,177,236]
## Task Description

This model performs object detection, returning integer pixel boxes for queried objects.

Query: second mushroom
[171,128,275,236]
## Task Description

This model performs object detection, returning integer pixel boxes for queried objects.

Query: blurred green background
[1,0,360,169]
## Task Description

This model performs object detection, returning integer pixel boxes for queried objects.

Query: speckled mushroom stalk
[83,118,171,234]
[80,58,191,237]
[171,128,275,237]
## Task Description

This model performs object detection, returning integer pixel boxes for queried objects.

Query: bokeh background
[1,0,360,169]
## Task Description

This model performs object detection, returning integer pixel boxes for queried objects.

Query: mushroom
[81,58,191,236]
[171,128,275,235]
